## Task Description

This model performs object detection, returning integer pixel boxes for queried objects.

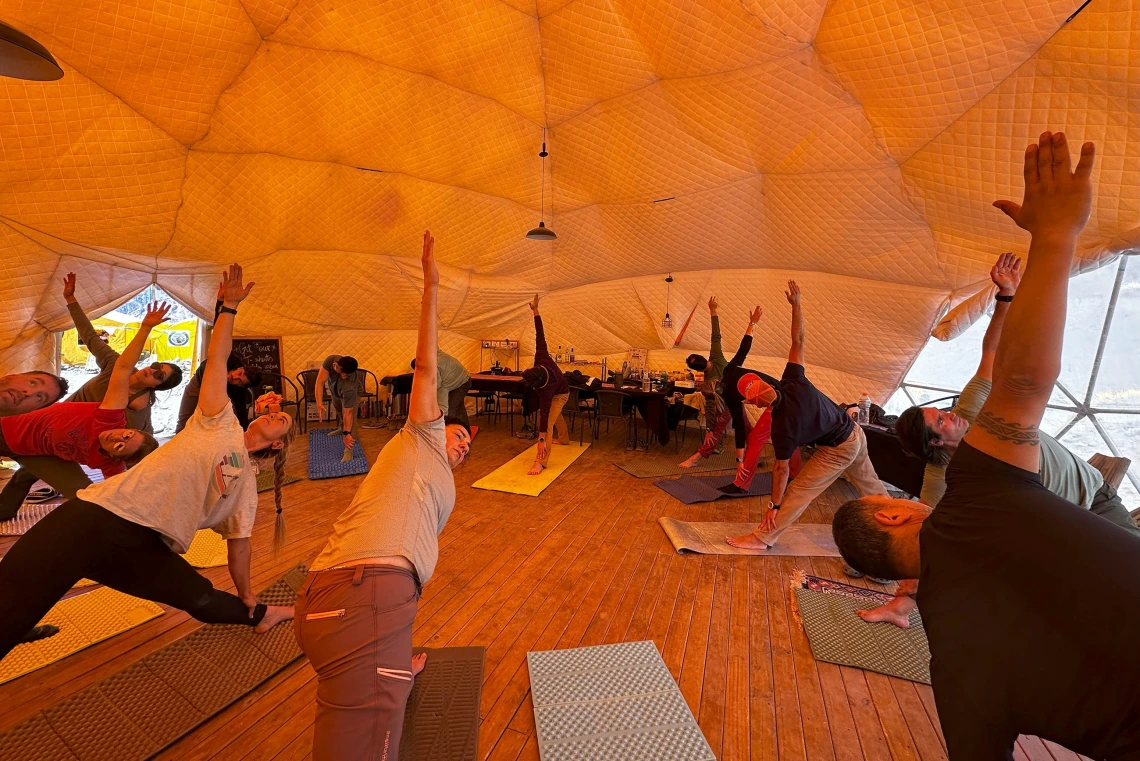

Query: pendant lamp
[0,21,63,81]
[526,129,556,240]
[661,275,673,328]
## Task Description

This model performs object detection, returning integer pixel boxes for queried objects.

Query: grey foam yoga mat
[0,565,307,761]
[528,641,714,761]
[794,574,930,684]
[614,447,739,479]
[659,518,840,557]
[400,647,484,761]
[653,471,773,504]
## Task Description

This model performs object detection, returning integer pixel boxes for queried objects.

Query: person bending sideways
[0,372,67,417]
[522,294,570,476]
[726,281,886,550]
[833,133,1140,760]
[0,302,167,521]
[295,232,472,761]
[680,296,730,461]
[857,251,1139,628]
[410,349,471,429]
[176,285,263,433]
[0,264,296,659]
[316,354,362,449]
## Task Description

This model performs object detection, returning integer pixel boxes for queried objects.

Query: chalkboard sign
[231,337,283,394]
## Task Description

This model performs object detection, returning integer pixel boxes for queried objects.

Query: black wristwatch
[995,294,1013,303]
[218,305,238,316]
[768,501,781,512]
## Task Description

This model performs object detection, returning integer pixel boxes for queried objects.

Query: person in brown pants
[295,231,472,761]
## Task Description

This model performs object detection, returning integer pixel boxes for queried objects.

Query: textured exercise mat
[0,565,307,761]
[793,573,930,684]
[472,441,590,497]
[308,429,369,480]
[399,647,484,761]
[0,588,164,685]
[0,502,60,536]
[255,469,302,493]
[659,518,840,557]
[614,446,739,479]
[653,471,772,504]
[528,641,714,761]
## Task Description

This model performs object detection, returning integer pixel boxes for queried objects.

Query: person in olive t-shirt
[315,354,363,449]
[833,132,1140,760]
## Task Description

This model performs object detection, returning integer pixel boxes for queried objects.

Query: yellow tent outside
[60,318,197,368]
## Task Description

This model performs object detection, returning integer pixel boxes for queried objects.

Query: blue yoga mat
[308,430,369,480]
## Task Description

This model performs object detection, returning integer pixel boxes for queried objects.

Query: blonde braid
[271,420,297,556]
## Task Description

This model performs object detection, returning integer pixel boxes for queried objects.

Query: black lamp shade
[0,22,63,81]
[526,221,557,240]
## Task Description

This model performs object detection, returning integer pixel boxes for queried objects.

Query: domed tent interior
[0,0,1136,759]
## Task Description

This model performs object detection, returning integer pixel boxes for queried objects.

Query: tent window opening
[885,256,1140,507]
[58,284,203,437]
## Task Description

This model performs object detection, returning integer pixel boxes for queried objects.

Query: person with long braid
[296,231,471,761]
[0,263,296,658]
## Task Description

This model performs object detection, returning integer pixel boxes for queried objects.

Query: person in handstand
[0,302,168,521]
[831,133,1140,759]
[296,231,472,761]
[521,294,569,476]
[727,281,886,550]
[0,263,296,659]
[857,250,1139,628]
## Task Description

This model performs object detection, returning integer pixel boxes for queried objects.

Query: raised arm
[63,272,119,371]
[100,302,171,410]
[708,296,725,366]
[975,253,1022,380]
[410,231,442,423]
[727,306,763,368]
[200,264,255,417]
[530,294,550,361]
[785,281,804,365]
[966,131,1095,472]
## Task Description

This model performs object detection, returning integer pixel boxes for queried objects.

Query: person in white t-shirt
[0,264,297,658]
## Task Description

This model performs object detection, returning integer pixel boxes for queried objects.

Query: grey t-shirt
[435,351,471,414]
[921,375,1103,508]
[310,416,455,584]
[322,354,363,408]
[66,302,154,434]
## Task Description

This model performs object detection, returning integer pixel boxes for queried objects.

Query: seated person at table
[0,302,168,520]
[858,250,1138,628]
[831,133,1140,760]
[410,349,471,429]
[296,232,471,761]
[316,354,363,449]
[727,281,886,550]
[176,285,262,433]
[522,294,570,476]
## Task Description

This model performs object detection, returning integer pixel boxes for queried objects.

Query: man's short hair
[155,363,183,392]
[686,354,708,372]
[444,415,471,435]
[37,372,68,402]
[896,406,951,467]
[337,355,359,375]
[520,367,545,387]
[243,368,263,388]
[832,498,907,580]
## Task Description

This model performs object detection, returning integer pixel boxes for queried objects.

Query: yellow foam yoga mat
[0,587,163,685]
[71,529,229,589]
[472,442,590,497]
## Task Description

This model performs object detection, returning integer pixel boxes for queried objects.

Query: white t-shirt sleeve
[188,404,242,433]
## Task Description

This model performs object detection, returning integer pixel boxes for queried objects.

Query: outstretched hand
[529,293,540,314]
[141,302,172,328]
[990,252,1022,295]
[785,280,801,306]
[422,230,438,286]
[708,295,718,314]
[748,306,763,324]
[62,272,77,303]
[221,263,255,306]
[993,131,1095,241]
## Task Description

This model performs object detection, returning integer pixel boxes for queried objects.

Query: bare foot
[678,453,702,469]
[856,596,915,629]
[527,461,546,476]
[411,652,428,676]
[725,532,769,550]
[255,605,295,633]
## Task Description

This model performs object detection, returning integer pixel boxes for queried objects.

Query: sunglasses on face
[148,362,169,381]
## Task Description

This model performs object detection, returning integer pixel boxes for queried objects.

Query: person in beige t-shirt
[295,232,472,761]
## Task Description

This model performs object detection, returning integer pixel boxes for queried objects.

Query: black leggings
[0,499,266,659]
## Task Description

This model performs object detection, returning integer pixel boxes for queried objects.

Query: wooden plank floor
[0,418,1081,760]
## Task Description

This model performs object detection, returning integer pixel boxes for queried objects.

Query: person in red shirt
[0,302,169,520]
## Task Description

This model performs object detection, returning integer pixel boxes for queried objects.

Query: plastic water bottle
[568,346,575,363]
[642,375,651,392]
[857,393,872,425]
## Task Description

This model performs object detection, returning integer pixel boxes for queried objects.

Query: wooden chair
[1089,453,1131,490]
[295,369,331,434]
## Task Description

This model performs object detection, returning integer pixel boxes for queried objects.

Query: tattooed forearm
[975,411,1040,445]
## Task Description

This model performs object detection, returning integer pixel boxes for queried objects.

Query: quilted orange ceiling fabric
[0,0,1136,402]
